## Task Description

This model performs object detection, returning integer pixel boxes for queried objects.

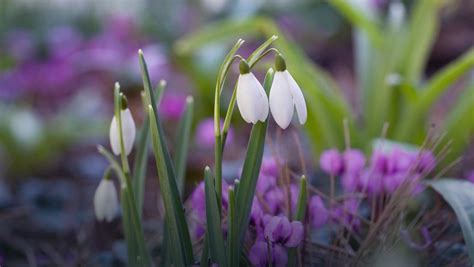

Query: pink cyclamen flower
[309,196,329,228]
[264,216,304,248]
[343,149,366,174]
[320,149,343,176]
[249,242,287,267]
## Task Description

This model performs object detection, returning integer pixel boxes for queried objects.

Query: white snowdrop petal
[285,71,307,124]
[251,73,269,122]
[109,116,120,155]
[237,73,265,124]
[94,179,119,222]
[109,109,136,156]
[121,109,136,155]
[269,71,294,129]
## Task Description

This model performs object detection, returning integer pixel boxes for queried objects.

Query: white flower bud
[109,108,136,156]
[93,179,119,222]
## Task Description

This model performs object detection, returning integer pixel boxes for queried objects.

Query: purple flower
[264,216,304,248]
[332,198,360,231]
[343,149,366,174]
[309,196,329,228]
[5,29,35,61]
[358,170,384,196]
[341,172,359,193]
[256,174,277,193]
[320,149,344,176]
[416,150,436,173]
[384,173,406,193]
[249,242,288,267]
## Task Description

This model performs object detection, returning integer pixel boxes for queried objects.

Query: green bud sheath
[275,53,286,71]
[120,94,128,110]
[239,60,250,74]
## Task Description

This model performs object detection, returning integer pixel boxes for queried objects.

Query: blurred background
[0,0,473,266]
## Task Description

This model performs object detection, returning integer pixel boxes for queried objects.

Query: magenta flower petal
[264,216,292,243]
[272,244,288,267]
[309,196,329,229]
[343,149,366,174]
[320,149,343,176]
[249,241,269,267]
[284,221,304,247]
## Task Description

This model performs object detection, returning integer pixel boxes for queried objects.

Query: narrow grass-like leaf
[235,68,273,249]
[247,34,278,67]
[329,0,382,47]
[441,80,474,163]
[174,96,194,197]
[227,186,238,267]
[204,167,227,266]
[133,81,166,215]
[140,50,194,265]
[400,0,441,84]
[428,179,474,264]
[200,233,209,267]
[288,176,307,267]
[395,48,474,141]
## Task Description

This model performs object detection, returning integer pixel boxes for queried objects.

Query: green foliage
[175,2,474,158]
[428,179,474,263]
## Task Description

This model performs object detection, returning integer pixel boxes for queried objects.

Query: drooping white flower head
[388,1,405,29]
[109,97,136,156]
[93,178,119,222]
[236,60,269,124]
[269,54,307,129]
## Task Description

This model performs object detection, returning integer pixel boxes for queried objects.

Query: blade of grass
[140,50,194,265]
[395,48,474,141]
[227,186,238,267]
[329,0,382,47]
[235,68,273,250]
[288,176,307,267]
[203,167,227,266]
[175,96,194,197]
[133,81,166,216]
[400,0,441,84]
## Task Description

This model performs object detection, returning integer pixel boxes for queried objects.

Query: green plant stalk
[227,187,238,267]
[114,84,152,266]
[214,39,245,209]
[235,68,273,253]
[139,50,194,265]
[133,81,166,216]
[175,96,194,197]
[204,167,227,265]
[288,176,307,267]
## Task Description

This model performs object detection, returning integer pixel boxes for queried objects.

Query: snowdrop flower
[236,60,269,124]
[109,97,136,156]
[269,54,307,129]
[93,178,119,222]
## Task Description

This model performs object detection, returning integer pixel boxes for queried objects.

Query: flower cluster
[186,157,304,265]
[320,146,436,196]
[236,54,307,129]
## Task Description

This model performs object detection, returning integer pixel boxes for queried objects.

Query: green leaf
[140,50,194,265]
[247,34,278,67]
[442,80,474,163]
[227,186,238,267]
[395,48,474,141]
[329,0,382,47]
[203,167,227,266]
[400,0,441,84]
[428,179,474,264]
[235,68,272,249]
[133,81,166,216]
[174,96,194,198]
[288,176,307,267]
